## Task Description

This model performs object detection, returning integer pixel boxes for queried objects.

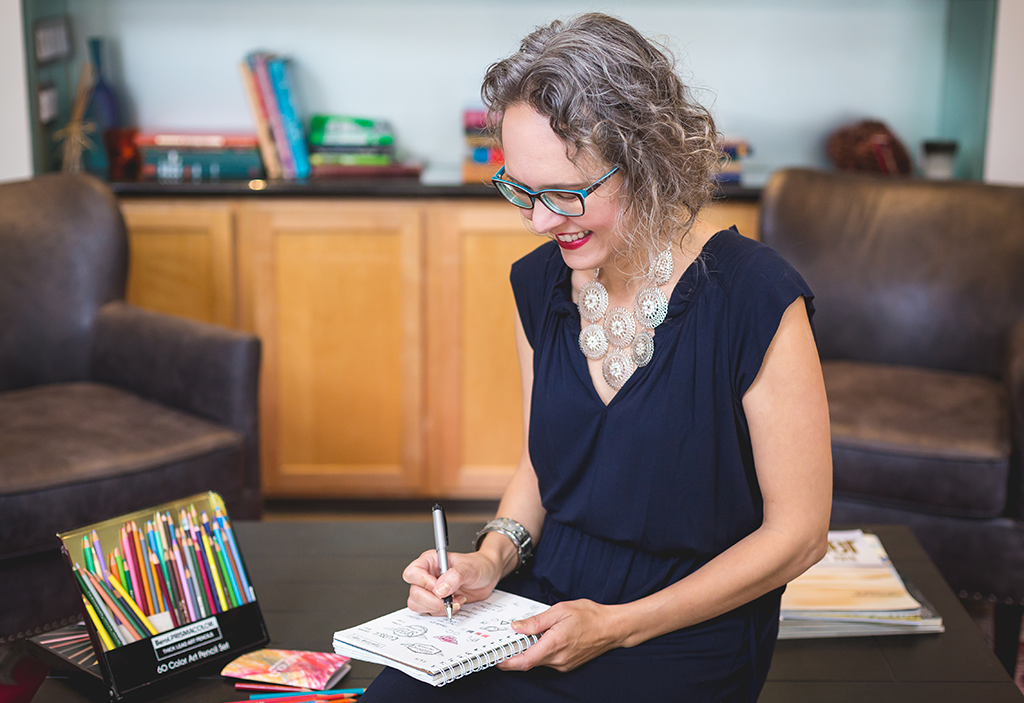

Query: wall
[984,0,1024,185]
[41,0,957,185]
[0,0,33,183]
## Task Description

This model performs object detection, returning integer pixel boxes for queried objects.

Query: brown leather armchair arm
[88,301,263,517]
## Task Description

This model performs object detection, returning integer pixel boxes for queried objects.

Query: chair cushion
[0,382,245,559]
[825,360,1012,518]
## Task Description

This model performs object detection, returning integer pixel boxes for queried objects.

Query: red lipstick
[553,232,592,250]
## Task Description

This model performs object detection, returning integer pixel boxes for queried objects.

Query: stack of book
[306,115,419,178]
[136,132,265,183]
[462,107,503,184]
[239,51,310,180]
[778,530,944,639]
[716,139,751,185]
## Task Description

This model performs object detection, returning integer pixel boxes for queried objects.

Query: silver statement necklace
[577,249,674,390]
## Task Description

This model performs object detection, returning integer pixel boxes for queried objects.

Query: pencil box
[36,491,269,699]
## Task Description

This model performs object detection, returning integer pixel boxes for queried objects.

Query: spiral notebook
[331,590,549,686]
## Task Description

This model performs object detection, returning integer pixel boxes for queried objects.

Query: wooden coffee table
[27,522,1023,702]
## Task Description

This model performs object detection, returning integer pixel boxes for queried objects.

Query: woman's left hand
[496,599,624,672]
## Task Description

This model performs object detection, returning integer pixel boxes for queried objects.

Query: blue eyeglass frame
[491,166,619,216]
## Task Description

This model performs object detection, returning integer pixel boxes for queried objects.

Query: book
[248,52,296,179]
[308,115,394,148]
[778,530,944,639]
[310,162,423,179]
[135,133,259,150]
[309,152,393,167]
[266,56,310,179]
[462,106,502,184]
[332,589,549,686]
[139,147,265,181]
[221,649,351,691]
[238,61,284,179]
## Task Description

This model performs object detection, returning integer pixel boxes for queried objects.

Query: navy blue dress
[363,228,814,702]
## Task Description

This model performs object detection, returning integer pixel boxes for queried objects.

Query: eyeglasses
[491,166,618,217]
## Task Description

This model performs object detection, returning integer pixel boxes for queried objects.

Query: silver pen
[431,503,454,622]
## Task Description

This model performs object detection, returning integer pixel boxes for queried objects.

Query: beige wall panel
[240,200,424,497]
[121,201,235,326]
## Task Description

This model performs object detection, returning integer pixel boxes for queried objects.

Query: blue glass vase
[83,37,121,179]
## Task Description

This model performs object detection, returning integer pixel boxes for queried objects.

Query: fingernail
[435,583,450,597]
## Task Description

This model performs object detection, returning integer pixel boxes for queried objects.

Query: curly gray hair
[482,13,721,275]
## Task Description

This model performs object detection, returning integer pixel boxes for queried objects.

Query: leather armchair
[0,174,262,641]
[760,168,1024,671]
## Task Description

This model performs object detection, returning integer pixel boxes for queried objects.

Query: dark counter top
[110,178,762,201]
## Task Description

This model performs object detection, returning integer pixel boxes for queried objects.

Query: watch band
[474,517,534,571]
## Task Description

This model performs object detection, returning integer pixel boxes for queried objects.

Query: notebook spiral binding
[437,633,540,685]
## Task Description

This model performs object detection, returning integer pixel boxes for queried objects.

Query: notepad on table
[332,590,549,686]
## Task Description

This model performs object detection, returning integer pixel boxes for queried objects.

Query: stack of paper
[778,530,944,639]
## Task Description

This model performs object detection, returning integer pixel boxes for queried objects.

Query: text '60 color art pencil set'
[28,492,269,699]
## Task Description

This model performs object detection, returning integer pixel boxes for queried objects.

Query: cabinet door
[425,202,545,498]
[700,200,760,240]
[120,200,236,326]
[238,200,425,497]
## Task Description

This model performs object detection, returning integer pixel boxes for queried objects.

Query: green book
[308,115,394,147]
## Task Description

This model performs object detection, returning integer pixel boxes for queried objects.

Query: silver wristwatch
[474,517,534,571]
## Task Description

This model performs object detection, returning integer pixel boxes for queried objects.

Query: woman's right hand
[403,548,505,617]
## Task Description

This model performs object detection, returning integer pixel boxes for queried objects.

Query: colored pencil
[90,530,108,585]
[164,548,185,621]
[88,566,145,641]
[130,522,156,616]
[234,682,308,692]
[78,567,130,645]
[186,507,219,614]
[200,514,230,611]
[82,600,114,651]
[191,530,218,615]
[217,507,253,601]
[213,519,244,606]
[180,521,208,619]
[36,633,90,646]
[106,568,159,636]
[151,550,178,628]
[150,523,180,620]
[86,569,144,640]
[171,543,197,621]
[121,527,143,611]
[112,549,129,599]
[186,531,214,617]
[208,514,241,606]
[212,531,241,608]
[74,565,126,647]
[247,690,365,699]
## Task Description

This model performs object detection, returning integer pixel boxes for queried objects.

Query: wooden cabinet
[118,196,758,499]
[425,202,544,498]
[237,200,425,497]
[121,201,236,326]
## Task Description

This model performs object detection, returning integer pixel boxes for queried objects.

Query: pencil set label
[54,491,269,699]
[151,616,223,660]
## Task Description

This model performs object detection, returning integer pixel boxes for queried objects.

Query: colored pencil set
[73,504,253,650]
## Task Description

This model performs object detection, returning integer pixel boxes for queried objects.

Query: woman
[363,13,831,702]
